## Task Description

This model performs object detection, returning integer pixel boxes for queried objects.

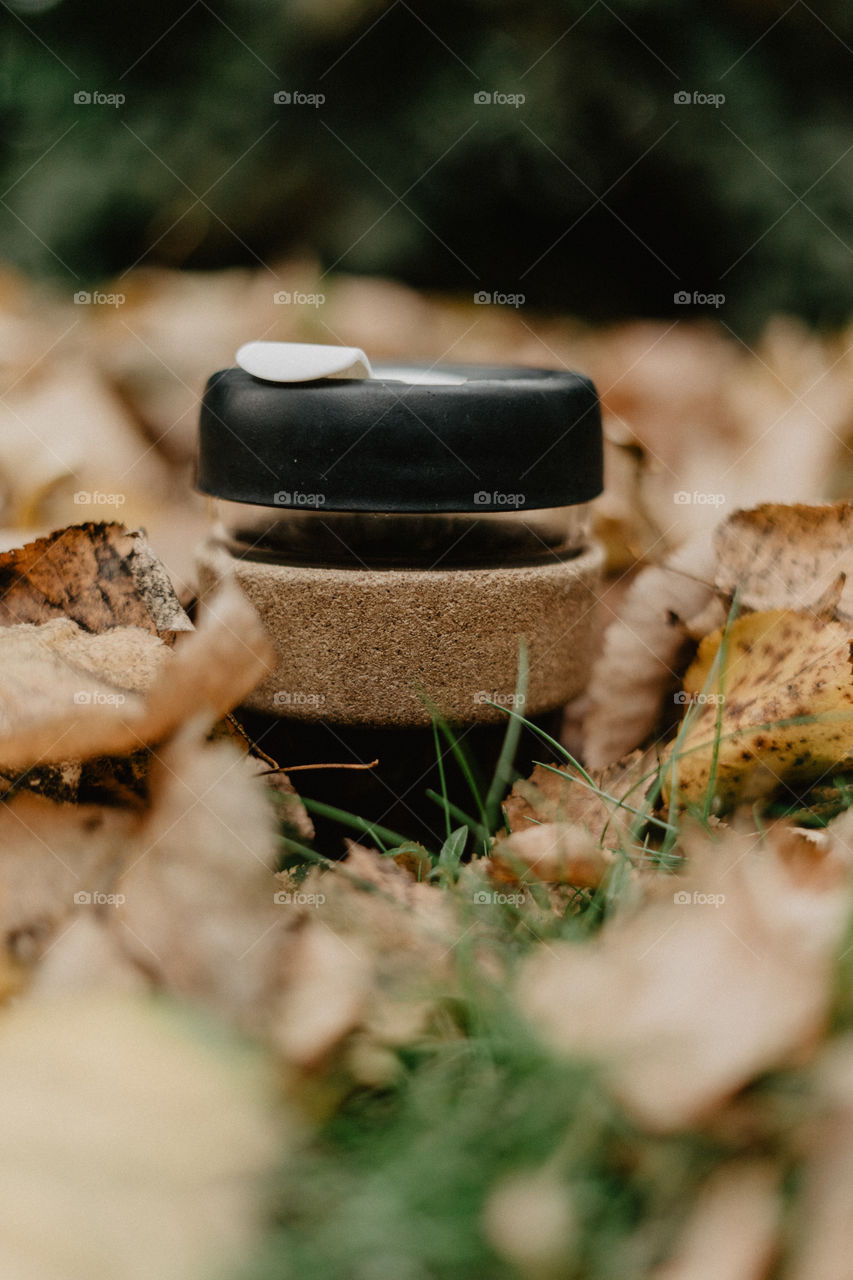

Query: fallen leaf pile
[3,267,853,1277]
[566,502,853,822]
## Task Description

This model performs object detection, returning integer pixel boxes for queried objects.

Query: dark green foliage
[3,0,853,331]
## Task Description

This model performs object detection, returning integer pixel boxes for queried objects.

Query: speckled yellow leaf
[662,610,853,808]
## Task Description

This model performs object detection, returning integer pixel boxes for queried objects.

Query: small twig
[224,713,279,770]
[261,759,380,776]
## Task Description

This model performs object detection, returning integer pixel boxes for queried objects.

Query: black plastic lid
[195,362,603,513]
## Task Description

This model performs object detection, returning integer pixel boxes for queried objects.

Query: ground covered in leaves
[4,269,853,1279]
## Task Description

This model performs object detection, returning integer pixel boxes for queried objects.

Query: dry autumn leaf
[583,538,717,769]
[0,578,273,771]
[0,523,191,636]
[489,822,614,889]
[0,993,282,1280]
[115,726,285,1022]
[714,502,853,621]
[500,748,655,856]
[519,826,848,1131]
[662,610,853,809]
[652,1162,780,1280]
[786,1037,853,1280]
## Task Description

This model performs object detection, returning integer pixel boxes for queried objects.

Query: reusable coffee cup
[195,342,604,731]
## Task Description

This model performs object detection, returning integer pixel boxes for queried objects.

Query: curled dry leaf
[0,793,131,953]
[0,578,274,771]
[0,523,191,636]
[518,827,848,1131]
[500,749,654,857]
[0,361,173,533]
[662,610,853,809]
[271,925,371,1072]
[483,1169,576,1275]
[29,914,149,998]
[652,1162,780,1280]
[769,821,853,890]
[0,721,306,1029]
[0,993,282,1280]
[489,822,613,889]
[714,503,853,621]
[786,1036,853,1280]
[115,728,285,1022]
[270,843,459,1072]
[583,538,717,769]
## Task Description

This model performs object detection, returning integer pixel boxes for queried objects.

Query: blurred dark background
[2,0,853,333]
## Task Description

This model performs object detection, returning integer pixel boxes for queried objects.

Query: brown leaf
[489,822,613,888]
[583,538,716,768]
[786,1037,853,1280]
[501,749,654,856]
[714,503,853,621]
[270,844,459,1072]
[652,1162,780,1280]
[271,925,371,1070]
[0,523,191,636]
[518,826,848,1130]
[114,727,284,1021]
[0,793,130,955]
[0,579,274,771]
[0,992,282,1280]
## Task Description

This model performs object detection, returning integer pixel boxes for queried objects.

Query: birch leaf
[662,610,853,809]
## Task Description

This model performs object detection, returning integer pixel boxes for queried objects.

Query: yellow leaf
[662,610,853,808]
